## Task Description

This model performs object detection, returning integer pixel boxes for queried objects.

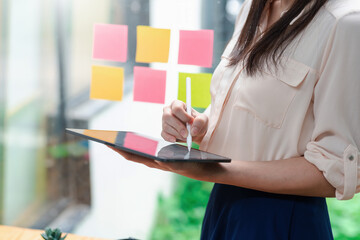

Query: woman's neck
[281,0,296,10]
[267,0,296,27]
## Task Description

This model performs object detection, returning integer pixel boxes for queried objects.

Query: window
[0,0,250,238]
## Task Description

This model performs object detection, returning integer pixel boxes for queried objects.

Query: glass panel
[0,0,6,224]
[0,0,79,227]
[0,0,241,235]
[2,0,45,225]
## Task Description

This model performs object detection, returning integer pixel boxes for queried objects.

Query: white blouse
[199,0,360,200]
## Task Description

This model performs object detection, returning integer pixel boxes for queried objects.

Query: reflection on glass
[158,144,205,160]
[67,129,231,162]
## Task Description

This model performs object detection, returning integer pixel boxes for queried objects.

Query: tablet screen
[66,128,231,163]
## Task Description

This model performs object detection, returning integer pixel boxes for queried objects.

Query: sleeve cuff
[336,145,359,200]
[305,143,359,200]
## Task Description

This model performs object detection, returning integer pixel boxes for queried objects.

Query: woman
[110,0,360,239]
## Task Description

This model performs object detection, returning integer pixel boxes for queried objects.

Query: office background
[0,0,359,239]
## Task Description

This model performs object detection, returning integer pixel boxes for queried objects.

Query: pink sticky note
[124,133,158,156]
[133,66,166,104]
[93,24,128,62]
[178,29,214,68]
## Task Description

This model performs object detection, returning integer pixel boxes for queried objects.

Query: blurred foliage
[48,140,89,159]
[327,194,360,239]
[151,176,360,240]
[150,176,213,240]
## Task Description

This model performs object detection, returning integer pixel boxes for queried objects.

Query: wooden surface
[0,226,109,240]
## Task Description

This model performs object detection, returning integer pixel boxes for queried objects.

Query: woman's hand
[162,100,209,145]
[108,146,336,198]
[107,146,221,181]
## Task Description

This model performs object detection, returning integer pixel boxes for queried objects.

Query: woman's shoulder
[323,0,360,41]
[324,0,360,20]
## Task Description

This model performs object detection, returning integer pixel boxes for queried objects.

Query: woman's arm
[114,98,336,198]
[210,157,336,197]
[109,146,336,198]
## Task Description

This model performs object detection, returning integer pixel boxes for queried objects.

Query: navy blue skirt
[201,184,333,240]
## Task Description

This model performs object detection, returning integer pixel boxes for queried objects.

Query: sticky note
[83,130,118,144]
[178,30,214,68]
[178,72,212,109]
[90,65,124,101]
[93,24,128,62]
[133,66,166,104]
[124,133,158,156]
[136,26,171,63]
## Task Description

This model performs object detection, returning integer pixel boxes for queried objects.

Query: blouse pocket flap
[270,59,311,87]
[233,58,312,128]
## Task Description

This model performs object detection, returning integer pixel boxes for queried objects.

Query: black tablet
[66,128,231,163]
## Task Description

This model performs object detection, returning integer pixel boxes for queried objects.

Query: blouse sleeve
[304,13,360,200]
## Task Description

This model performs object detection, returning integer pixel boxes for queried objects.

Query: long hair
[229,0,329,75]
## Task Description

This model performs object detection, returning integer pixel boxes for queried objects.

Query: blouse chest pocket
[233,59,311,129]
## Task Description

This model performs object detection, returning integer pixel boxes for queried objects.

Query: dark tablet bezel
[65,128,231,163]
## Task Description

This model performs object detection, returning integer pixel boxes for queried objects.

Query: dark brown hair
[229,0,328,75]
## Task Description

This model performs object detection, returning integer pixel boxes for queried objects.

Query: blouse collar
[257,0,313,36]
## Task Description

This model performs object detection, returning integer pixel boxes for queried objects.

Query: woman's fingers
[191,113,209,136]
[162,100,209,143]
[108,146,219,180]
[162,123,186,141]
[163,107,188,138]
[108,146,132,159]
[161,130,176,143]
[163,101,193,141]
[108,146,174,171]
[108,146,159,169]
[170,100,193,123]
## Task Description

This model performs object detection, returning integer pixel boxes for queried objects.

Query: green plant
[151,176,360,240]
[41,228,68,240]
[150,176,213,240]
[327,195,360,240]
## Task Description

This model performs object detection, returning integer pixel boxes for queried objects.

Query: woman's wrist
[195,162,229,184]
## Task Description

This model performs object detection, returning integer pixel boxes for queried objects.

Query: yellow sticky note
[90,65,124,101]
[136,26,171,63]
[178,72,212,109]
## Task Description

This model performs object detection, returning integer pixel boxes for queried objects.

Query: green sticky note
[177,142,200,150]
[178,72,212,109]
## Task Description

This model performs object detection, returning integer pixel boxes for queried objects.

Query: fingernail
[181,130,187,138]
[191,127,199,135]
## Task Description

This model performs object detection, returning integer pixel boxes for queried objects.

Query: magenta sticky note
[178,29,214,68]
[93,24,128,62]
[124,133,158,156]
[133,66,166,104]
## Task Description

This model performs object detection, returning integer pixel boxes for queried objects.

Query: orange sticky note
[90,65,124,101]
[136,26,171,63]
[83,129,118,144]
[93,24,128,62]
[178,30,214,68]
[133,66,166,104]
